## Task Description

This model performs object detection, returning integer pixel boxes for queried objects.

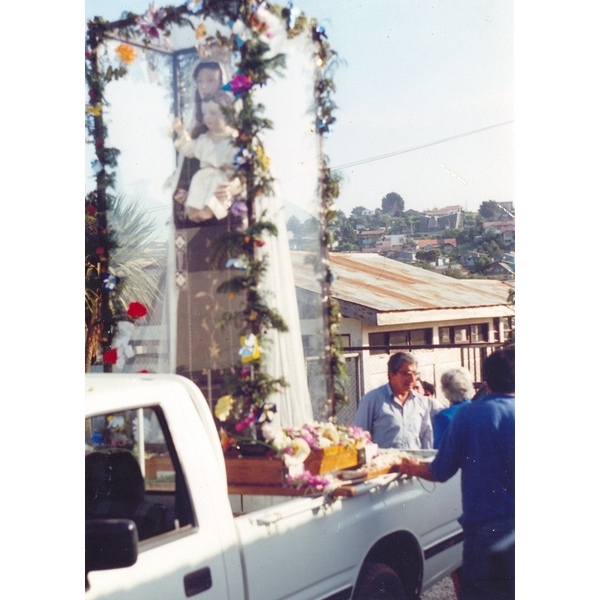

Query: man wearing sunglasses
[353,352,433,450]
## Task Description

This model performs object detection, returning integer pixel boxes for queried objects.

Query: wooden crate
[225,456,288,487]
[144,454,174,479]
[304,446,360,475]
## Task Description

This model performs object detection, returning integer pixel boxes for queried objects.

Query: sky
[85,0,514,216]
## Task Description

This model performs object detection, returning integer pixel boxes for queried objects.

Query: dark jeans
[459,517,515,600]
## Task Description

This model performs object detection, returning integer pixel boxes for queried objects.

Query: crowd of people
[352,348,515,600]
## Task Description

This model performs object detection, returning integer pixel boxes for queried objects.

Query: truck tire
[352,561,407,600]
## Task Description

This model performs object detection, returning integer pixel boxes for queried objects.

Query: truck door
[85,405,232,600]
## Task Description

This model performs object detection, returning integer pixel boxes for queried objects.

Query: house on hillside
[502,252,515,265]
[419,205,464,231]
[459,251,487,267]
[358,229,386,250]
[392,250,417,263]
[417,238,457,253]
[483,261,515,280]
[482,220,515,243]
[372,234,406,253]
[291,251,515,411]
[498,223,515,245]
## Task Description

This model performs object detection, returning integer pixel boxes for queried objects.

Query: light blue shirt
[353,383,433,449]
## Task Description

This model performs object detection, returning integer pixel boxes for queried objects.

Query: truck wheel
[353,561,407,600]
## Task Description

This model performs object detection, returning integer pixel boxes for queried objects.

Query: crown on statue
[196,38,233,66]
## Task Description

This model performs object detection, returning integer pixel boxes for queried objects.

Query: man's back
[429,392,515,528]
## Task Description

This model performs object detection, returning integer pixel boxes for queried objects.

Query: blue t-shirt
[428,393,515,528]
[432,401,469,449]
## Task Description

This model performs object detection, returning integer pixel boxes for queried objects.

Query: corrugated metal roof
[291,251,514,314]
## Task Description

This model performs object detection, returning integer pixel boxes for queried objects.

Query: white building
[292,251,515,415]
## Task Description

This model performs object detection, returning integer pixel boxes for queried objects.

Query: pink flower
[285,470,333,491]
[224,74,254,97]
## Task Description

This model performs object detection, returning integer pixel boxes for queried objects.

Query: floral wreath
[85,1,348,438]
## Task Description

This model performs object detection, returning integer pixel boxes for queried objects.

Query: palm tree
[85,194,164,371]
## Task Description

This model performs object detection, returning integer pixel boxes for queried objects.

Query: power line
[330,120,514,172]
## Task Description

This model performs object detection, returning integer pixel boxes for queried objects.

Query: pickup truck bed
[85,373,463,600]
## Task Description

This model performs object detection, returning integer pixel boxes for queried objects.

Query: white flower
[320,422,340,445]
[257,403,276,423]
[283,438,311,467]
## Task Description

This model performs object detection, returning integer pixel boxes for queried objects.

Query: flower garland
[84,1,348,419]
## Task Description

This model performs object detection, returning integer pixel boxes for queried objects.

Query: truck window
[85,407,194,542]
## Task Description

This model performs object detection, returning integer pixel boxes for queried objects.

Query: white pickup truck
[85,373,463,600]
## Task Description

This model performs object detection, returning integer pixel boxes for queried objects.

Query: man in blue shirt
[353,352,433,449]
[397,347,515,600]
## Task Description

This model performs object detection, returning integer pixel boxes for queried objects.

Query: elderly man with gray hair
[353,352,433,449]
[433,366,475,449]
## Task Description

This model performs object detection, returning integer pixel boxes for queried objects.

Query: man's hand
[393,457,420,477]
[394,457,437,482]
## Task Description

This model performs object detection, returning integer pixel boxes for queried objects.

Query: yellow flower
[116,43,136,65]
[86,105,102,116]
[215,395,234,422]
[195,24,207,39]
[254,145,271,170]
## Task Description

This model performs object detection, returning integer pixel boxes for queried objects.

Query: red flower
[87,205,97,216]
[95,247,105,255]
[127,301,148,318]
[104,348,118,365]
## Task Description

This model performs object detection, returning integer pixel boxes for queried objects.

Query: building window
[339,334,351,349]
[470,324,488,342]
[438,323,489,344]
[439,326,451,344]
[500,317,515,342]
[368,329,433,355]
[453,326,468,343]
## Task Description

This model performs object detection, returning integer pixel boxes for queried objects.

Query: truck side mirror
[85,519,139,590]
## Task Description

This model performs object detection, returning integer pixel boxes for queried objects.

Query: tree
[478,200,503,220]
[351,206,368,217]
[85,194,162,371]
[286,215,301,239]
[301,216,320,237]
[381,192,404,215]
[472,255,492,273]
[416,249,440,263]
